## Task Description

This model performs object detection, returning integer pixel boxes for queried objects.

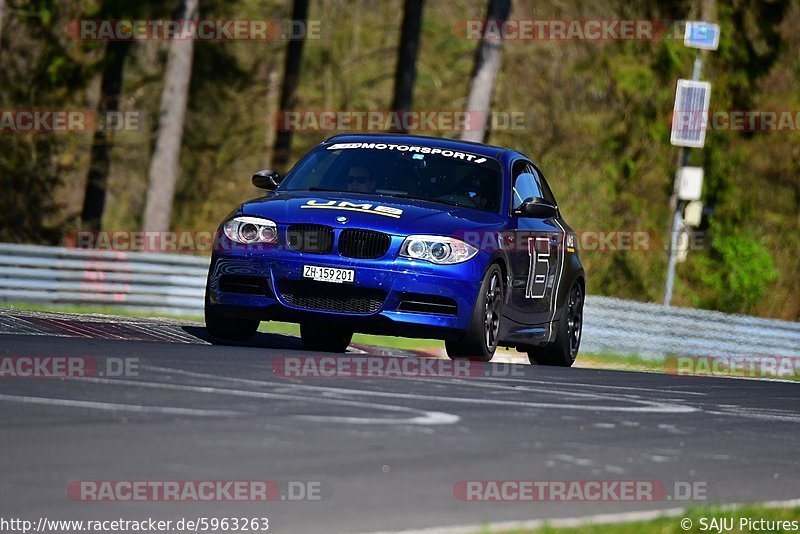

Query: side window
[511,160,543,210]
[531,164,558,206]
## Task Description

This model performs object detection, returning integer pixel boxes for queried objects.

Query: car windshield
[279,142,503,213]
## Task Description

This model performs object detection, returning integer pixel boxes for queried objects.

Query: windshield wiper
[305,187,386,194]
[380,193,465,208]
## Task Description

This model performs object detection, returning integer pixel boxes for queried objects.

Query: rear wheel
[528,282,583,367]
[204,290,259,342]
[300,323,353,353]
[445,264,504,362]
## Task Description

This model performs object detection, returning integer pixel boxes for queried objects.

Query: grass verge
[496,504,800,533]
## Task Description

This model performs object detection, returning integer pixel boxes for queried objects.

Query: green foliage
[521,505,800,533]
[691,222,779,313]
[1,0,799,320]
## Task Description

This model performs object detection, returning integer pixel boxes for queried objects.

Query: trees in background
[390,0,424,133]
[142,0,199,231]
[79,39,132,232]
[271,0,310,174]
[460,0,511,143]
[0,0,6,51]
[0,0,90,243]
[1,0,798,319]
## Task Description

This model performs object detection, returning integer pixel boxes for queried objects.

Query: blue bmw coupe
[205,134,585,365]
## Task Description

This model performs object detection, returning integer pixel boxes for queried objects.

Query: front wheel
[528,282,583,367]
[445,264,504,362]
[204,290,259,342]
[300,323,353,353]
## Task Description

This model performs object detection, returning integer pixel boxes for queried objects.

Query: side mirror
[514,197,558,219]
[252,169,281,190]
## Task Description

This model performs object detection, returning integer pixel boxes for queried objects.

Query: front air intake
[286,224,334,254]
[339,229,391,259]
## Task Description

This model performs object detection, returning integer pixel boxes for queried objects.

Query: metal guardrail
[582,296,800,359]
[0,243,207,313]
[1,243,798,359]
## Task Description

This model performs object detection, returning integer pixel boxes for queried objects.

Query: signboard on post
[676,166,704,200]
[684,21,720,50]
[671,79,711,148]
[665,21,719,308]
[684,200,703,227]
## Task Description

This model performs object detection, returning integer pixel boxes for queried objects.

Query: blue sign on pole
[684,21,720,50]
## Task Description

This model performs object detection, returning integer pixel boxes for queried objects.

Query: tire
[445,264,504,362]
[204,290,259,342]
[300,323,353,353]
[528,282,583,367]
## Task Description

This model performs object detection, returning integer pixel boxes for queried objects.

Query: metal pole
[664,201,683,308]
[664,52,703,308]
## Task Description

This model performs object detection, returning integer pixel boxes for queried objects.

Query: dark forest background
[0,0,798,320]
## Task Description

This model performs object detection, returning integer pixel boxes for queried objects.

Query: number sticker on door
[525,237,551,299]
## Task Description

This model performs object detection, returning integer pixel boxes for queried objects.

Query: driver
[471,177,497,210]
[459,172,497,210]
[346,166,377,194]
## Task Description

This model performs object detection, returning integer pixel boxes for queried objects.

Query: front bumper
[206,245,488,338]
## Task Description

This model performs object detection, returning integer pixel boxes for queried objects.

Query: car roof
[322,133,510,160]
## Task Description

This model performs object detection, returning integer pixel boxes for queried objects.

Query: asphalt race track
[1,310,799,533]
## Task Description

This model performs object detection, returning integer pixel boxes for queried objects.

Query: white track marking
[604,464,626,474]
[67,375,461,426]
[298,411,459,425]
[146,365,800,421]
[657,423,688,434]
[706,407,800,423]
[552,453,593,466]
[406,377,687,403]
[293,365,708,396]
[143,366,698,414]
[0,393,239,417]
[454,371,709,393]
[475,377,707,395]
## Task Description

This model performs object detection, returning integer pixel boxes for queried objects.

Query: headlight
[223,216,278,244]
[399,235,478,264]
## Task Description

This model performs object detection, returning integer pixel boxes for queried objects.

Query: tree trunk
[80,40,132,234]
[261,63,281,169]
[271,0,310,175]
[142,0,199,231]
[460,0,511,143]
[390,0,424,132]
[0,0,6,50]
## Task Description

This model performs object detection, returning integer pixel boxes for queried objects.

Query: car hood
[239,191,504,236]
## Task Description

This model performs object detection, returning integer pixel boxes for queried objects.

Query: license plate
[303,265,354,284]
